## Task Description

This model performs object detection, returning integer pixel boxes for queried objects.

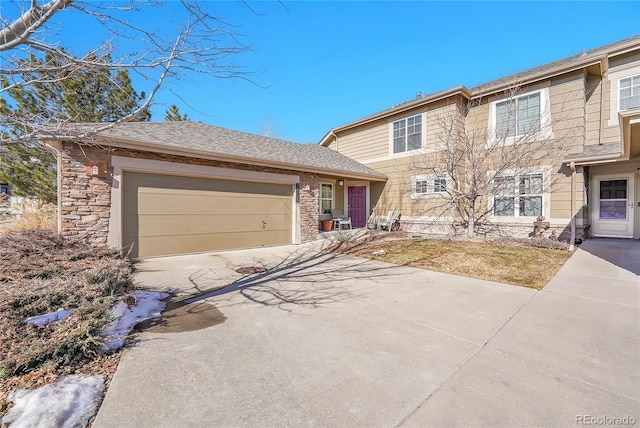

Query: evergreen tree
[165,104,188,121]
[0,52,150,203]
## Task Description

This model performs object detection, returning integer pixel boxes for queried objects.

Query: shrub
[0,229,135,378]
[7,203,57,231]
[492,236,571,251]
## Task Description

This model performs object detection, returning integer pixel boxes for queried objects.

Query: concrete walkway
[94,239,639,427]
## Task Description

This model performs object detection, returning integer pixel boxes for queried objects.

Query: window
[393,114,422,154]
[412,177,447,197]
[619,75,640,111]
[599,179,627,219]
[495,92,541,139]
[433,178,447,193]
[320,183,333,214]
[493,173,543,217]
[415,180,429,195]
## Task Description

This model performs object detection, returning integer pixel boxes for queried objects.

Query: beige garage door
[123,172,293,257]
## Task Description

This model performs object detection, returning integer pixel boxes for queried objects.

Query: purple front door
[348,186,367,227]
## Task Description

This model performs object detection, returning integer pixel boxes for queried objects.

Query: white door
[592,174,635,238]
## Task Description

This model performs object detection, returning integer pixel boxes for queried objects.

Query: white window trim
[388,112,426,157]
[607,65,640,127]
[489,168,551,222]
[319,181,334,214]
[410,175,449,199]
[487,87,553,146]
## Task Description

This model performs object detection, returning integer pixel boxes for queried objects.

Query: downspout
[57,148,62,235]
[569,161,576,252]
[598,55,609,145]
[330,130,339,152]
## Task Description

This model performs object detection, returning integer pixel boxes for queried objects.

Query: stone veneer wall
[401,218,584,242]
[58,142,320,247]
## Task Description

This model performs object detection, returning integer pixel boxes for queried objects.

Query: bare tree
[407,86,573,238]
[0,0,251,145]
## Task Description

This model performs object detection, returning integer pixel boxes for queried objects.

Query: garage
[122,171,293,257]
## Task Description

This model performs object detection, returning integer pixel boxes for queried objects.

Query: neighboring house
[0,183,10,195]
[320,35,640,240]
[44,122,386,257]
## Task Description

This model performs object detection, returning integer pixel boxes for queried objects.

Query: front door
[347,186,366,227]
[592,174,635,238]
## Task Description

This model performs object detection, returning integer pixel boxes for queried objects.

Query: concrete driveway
[94,239,640,427]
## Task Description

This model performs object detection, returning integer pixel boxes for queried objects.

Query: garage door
[123,172,293,257]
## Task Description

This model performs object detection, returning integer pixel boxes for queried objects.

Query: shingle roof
[321,35,640,145]
[470,35,640,94]
[74,122,386,180]
[564,143,622,162]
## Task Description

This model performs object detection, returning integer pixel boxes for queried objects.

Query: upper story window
[393,114,422,154]
[619,74,640,111]
[320,183,333,214]
[495,92,541,139]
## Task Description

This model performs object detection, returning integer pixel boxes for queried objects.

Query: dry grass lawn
[331,236,572,289]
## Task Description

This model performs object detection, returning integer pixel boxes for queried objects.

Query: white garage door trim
[108,156,301,251]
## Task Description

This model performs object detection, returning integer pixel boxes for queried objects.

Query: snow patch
[100,290,168,350]
[1,374,104,428]
[25,309,72,327]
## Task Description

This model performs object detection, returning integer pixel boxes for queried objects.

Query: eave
[48,136,388,182]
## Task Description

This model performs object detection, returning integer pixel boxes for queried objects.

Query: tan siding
[332,102,464,164]
[600,53,640,146]
[585,74,603,146]
[366,155,451,219]
[465,102,490,137]
[335,123,389,162]
[424,103,463,151]
[549,72,585,153]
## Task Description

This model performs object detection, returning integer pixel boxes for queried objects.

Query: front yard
[0,229,136,421]
[330,235,573,289]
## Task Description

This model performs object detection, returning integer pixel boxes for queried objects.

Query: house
[320,35,640,240]
[45,122,386,258]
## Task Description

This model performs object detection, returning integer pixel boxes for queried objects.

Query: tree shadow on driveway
[140,242,403,315]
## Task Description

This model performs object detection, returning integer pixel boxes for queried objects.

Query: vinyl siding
[585,73,603,146]
[330,102,463,164]
[601,52,640,146]
[333,123,389,163]
[366,155,455,219]
[549,72,586,153]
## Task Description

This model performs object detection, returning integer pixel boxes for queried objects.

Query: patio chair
[378,210,401,232]
[331,209,352,230]
[337,216,352,230]
[330,209,343,230]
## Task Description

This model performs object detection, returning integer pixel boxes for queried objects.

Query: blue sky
[9,1,640,143]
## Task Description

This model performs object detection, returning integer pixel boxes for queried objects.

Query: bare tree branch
[0,0,73,50]
[1,0,254,145]
[406,86,576,238]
